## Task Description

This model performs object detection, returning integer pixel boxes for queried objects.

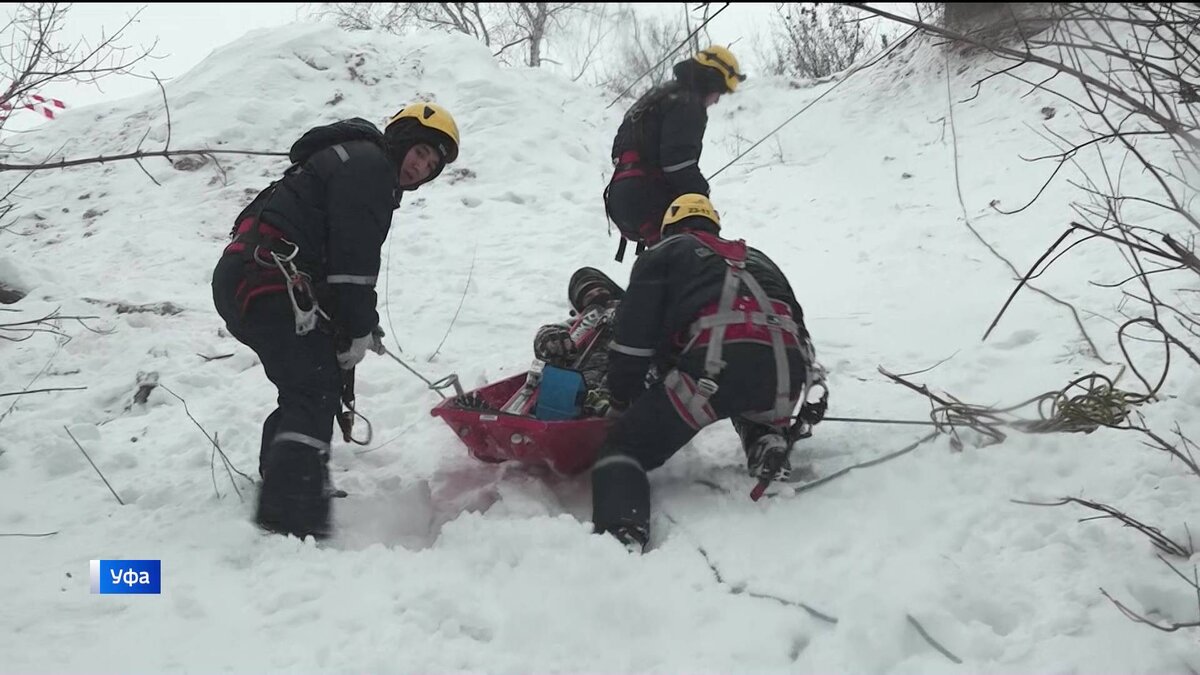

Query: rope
[821,415,939,427]
[707,27,919,181]
[379,346,462,399]
[605,3,732,109]
[338,399,373,446]
[883,370,1147,451]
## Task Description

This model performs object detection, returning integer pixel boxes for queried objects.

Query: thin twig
[210,430,221,500]
[907,614,963,664]
[943,49,1106,361]
[895,350,960,377]
[0,340,64,426]
[153,71,170,153]
[1013,497,1192,557]
[0,531,58,537]
[64,426,124,506]
[0,148,288,172]
[660,511,839,624]
[1102,588,1200,632]
[159,384,253,500]
[0,386,86,397]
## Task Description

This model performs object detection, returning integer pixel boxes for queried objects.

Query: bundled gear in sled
[431,267,626,475]
[211,102,461,540]
[605,45,745,262]
[533,266,625,416]
[591,193,828,553]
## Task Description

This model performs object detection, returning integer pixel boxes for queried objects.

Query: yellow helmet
[386,102,460,164]
[662,193,721,233]
[694,45,745,93]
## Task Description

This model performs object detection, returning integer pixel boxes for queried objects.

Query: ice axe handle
[337,367,356,442]
[750,478,770,501]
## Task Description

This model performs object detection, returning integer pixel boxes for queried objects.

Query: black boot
[745,433,792,482]
[255,446,331,540]
[568,267,625,313]
[606,523,649,554]
[258,409,282,479]
[592,449,651,553]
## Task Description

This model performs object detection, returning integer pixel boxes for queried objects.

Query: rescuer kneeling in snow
[590,194,828,553]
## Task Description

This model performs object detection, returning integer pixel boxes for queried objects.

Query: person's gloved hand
[369,325,387,355]
[797,340,828,426]
[533,324,576,362]
[798,386,828,426]
[584,387,622,418]
[338,328,385,370]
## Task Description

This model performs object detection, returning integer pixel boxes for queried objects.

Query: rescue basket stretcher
[430,366,614,476]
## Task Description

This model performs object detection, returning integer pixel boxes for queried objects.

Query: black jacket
[611,81,710,197]
[606,223,808,404]
[237,118,400,339]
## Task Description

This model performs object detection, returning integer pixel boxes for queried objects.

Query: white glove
[337,331,383,370]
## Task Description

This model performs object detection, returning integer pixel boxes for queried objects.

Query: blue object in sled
[534,366,586,421]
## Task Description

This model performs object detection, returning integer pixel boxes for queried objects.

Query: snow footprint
[494,192,528,205]
[992,329,1040,350]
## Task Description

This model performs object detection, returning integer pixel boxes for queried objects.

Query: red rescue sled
[430,371,614,476]
[431,267,624,476]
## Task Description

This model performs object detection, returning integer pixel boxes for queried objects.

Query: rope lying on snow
[879,367,1149,452]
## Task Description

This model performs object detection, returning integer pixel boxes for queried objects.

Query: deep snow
[1,21,1198,674]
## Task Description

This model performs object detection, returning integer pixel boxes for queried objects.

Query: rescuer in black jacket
[592,194,828,553]
[211,102,460,540]
[605,45,745,261]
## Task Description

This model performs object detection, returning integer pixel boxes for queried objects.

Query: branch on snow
[0,147,289,174]
[1013,496,1193,557]
[1103,589,1200,632]
[1102,556,1200,633]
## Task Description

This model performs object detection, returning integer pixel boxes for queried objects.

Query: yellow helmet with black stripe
[386,102,460,164]
[693,45,746,93]
[662,193,721,233]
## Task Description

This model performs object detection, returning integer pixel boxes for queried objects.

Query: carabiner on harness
[265,240,330,336]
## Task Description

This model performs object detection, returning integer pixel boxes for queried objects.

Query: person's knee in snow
[592,192,828,551]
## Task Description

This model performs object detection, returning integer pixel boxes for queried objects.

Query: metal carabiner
[269,251,327,336]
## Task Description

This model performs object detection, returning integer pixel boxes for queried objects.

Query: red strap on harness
[617,150,641,165]
[234,279,288,316]
[611,149,665,182]
[688,230,747,264]
[226,217,294,315]
[224,217,288,255]
[682,297,802,349]
[672,232,798,349]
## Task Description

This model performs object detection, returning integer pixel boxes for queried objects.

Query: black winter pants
[605,175,676,246]
[591,343,808,539]
[211,254,341,536]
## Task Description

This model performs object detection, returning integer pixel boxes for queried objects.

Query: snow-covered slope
[1,21,1198,674]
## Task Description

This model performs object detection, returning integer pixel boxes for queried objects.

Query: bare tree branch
[1014,496,1193,556]
[0,147,288,173]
